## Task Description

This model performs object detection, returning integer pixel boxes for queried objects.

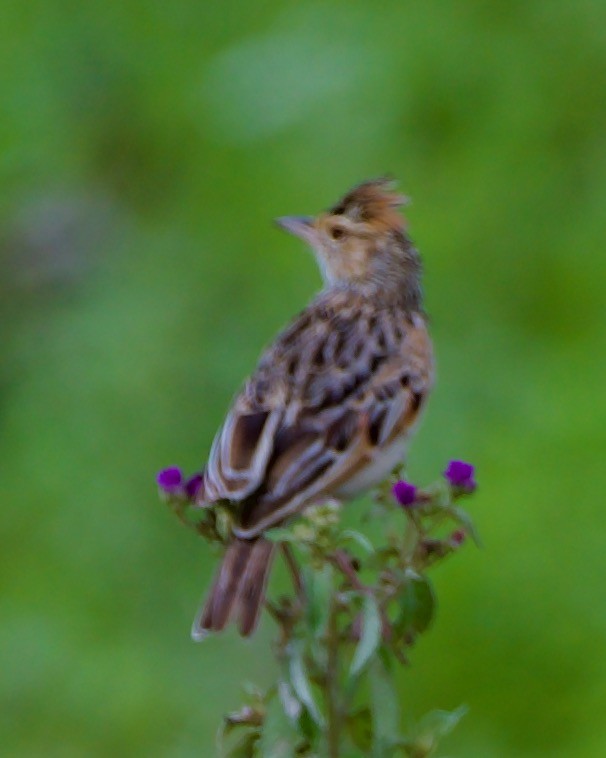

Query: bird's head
[276,178,421,303]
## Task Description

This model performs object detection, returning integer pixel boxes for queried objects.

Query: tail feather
[192,537,275,640]
[206,539,252,631]
[235,538,275,636]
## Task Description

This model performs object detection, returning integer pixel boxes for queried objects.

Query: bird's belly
[334,437,409,499]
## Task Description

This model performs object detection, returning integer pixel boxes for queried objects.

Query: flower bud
[184,473,204,501]
[443,460,476,493]
[392,480,418,507]
[156,466,183,495]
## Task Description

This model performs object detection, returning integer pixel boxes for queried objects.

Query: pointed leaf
[395,573,436,637]
[288,642,325,727]
[222,730,259,758]
[256,688,299,758]
[298,705,320,745]
[304,563,333,638]
[416,704,468,740]
[450,506,482,547]
[350,593,382,678]
[406,705,468,757]
[277,680,302,722]
[339,529,375,554]
[369,651,401,755]
[347,707,373,753]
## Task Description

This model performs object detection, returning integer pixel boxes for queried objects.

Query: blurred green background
[2,1,605,755]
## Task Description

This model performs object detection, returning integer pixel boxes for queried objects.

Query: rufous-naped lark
[193,179,434,639]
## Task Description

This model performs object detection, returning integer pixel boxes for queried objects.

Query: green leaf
[395,573,436,637]
[347,707,373,753]
[221,729,259,758]
[298,705,319,745]
[350,593,382,679]
[339,529,375,554]
[450,506,482,547]
[304,563,333,638]
[416,704,468,740]
[256,684,301,758]
[406,705,468,757]
[278,680,302,722]
[288,642,325,728]
[369,650,401,756]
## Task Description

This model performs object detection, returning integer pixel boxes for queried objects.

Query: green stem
[325,594,341,757]
[401,511,420,565]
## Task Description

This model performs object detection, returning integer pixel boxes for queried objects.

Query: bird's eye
[330,226,345,240]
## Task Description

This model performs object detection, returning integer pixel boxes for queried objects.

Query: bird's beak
[274,216,318,246]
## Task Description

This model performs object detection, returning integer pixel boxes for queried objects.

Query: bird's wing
[202,291,433,537]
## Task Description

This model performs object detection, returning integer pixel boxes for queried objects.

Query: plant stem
[326,594,341,757]
[402,511,420,565]
[282,543,305,601]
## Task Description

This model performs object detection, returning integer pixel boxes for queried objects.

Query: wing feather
[202,291,433,532]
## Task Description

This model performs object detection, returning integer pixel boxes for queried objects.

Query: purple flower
[444,460,476,492]
[184,473,204,501]
[157,466,183,494]
[392,480,418,507]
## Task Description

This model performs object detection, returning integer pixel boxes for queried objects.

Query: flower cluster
[158,456,478,756]
[392,459,476,508]
[156,466,204,502]
[157,459,476,510]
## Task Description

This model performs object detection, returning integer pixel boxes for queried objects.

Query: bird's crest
[328,178,409,232]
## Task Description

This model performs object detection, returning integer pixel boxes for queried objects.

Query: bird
[192,178,434,640]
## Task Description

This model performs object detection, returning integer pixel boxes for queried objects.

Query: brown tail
[191,537,275,640]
